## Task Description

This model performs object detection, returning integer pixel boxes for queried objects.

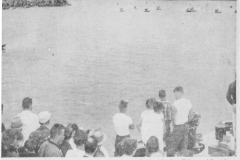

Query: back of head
[74,129,87,147]
[64,123,74,140]
[122,138,137,156]
[177,150,194,157]
[146,98,156,109]
[22,97,32,110]
[153,101,163,113]
[173,86,184,93]
[85,137,98,154]
[50,123,65,139]
[119,100,128,112]
[146,136,159,155]
[159,90,166,99]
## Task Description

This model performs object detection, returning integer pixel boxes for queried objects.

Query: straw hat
[91,128,107,145]
[11,117,23,129]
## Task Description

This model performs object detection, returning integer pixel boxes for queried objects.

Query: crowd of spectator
[2,86,201,157]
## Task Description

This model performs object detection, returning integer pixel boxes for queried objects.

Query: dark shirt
[59,140,72,157]
[226,80,236,105]
[2,123,5,133]
[28,125,50,154]
[38,140,63,157]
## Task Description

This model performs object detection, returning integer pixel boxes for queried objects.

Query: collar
[48,139,60,149]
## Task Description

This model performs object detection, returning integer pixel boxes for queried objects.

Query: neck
[160,98,166,101]
[41,123,48,127]
[50,138,59,146]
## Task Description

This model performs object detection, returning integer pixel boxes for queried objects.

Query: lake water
[2,0,236,156]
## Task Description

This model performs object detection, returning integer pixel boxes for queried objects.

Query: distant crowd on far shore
[2,0,70,9]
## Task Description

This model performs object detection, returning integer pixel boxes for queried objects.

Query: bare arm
[188,108,194,122]
[136,119,142,133]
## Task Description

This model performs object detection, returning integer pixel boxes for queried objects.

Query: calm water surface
[2,0,236,156]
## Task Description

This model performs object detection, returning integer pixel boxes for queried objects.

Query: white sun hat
[39,111,51,123]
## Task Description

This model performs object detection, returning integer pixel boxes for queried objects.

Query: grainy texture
[2,0,236,156]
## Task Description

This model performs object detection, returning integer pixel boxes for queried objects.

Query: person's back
[15,98,40,143]
[113,100,134,156]
[142,112,164,151]
[173,97,192,125]
[113,113,133,136]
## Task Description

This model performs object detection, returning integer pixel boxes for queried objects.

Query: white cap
[39,111,51,123]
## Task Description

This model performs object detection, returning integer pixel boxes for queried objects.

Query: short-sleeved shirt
[15,110,40,143]
[141,110,154,119]
[161,101,173,121]
[113,113,133,136]
[173,98,192,125]
[38,140,63,157]
[27,125,50,153]
[141,112,165,150]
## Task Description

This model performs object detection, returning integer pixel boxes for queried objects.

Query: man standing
[38,124,65,157]
[226,78,236,149]
[167,86,194,157]
[159,90,173,138]
[15,97,40,143]
[113,100,135,156]
[27,111,51,154]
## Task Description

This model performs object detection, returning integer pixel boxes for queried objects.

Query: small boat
[215,9,222,13]
[230,6,232,8]
[186,7,196,12]
[2,44,6,50]
[156,6,161,10]
[120,8,125,12]
[134,6,137,10]
[144,8,150,12]
[235,10,237,13]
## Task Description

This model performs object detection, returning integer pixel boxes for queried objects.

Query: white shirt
[173,97,192,125]
[66,149,85,157]
[15,110,40,143]
[141,109,154,119]
[141,112,165,151]
[113,113,133,136]
[69,138,77,150]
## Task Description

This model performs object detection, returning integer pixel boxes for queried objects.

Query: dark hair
[159,90,166,98]
[146,98,156,109]
[72,124,79,131]
[84,137,98,154]
[22,97,32,109]
[50,124,65,138]
[177,150,194,157]
[146,136,159,154]
[74,129,87,147]
[119,100,128,112]
[64,124,74,140]
[122,138,137,156]
[173,86,184,93]
[153,101,163,112]
[2,129,24,148]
